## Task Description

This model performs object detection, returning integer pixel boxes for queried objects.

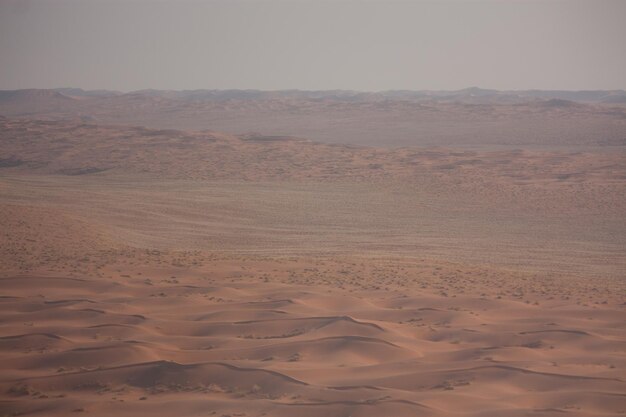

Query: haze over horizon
[1,0,625,92]
[6,86,626,95]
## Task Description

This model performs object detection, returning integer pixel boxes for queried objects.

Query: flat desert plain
[0,94,625,416]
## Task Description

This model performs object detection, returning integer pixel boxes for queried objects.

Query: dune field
[0,91,625,416]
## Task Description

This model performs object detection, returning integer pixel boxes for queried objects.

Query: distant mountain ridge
[1,87,624,104]
[1,87,625,149]
[54,88,122,98]
[0,89,74,102]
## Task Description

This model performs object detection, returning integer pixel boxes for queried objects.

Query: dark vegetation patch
[540,99,578,108]
[57,167,110,176]
[241,135,301,142]
[0,158,24,168]
[132,127,182,137]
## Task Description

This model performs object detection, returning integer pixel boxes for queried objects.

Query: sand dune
[1,254,624,416]
[0,115,624,416]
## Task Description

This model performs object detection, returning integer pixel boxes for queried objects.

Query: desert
[1,0,626,415]
[0,90,625,416]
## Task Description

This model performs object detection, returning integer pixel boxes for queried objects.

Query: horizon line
[2,86,626,94]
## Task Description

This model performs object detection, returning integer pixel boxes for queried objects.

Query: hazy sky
[1,0,625,91]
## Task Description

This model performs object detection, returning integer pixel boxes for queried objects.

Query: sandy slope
[0,117,625,416]
[0,251,624,417]
[0,197,624,416]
